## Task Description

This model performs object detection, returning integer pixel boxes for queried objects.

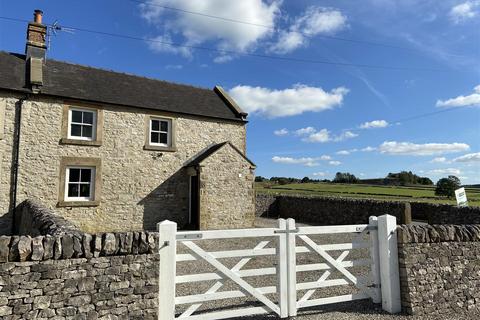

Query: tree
[435,175,461,198]
[333,172,359,184]
[301,177,310,183]
[254,176,266,182]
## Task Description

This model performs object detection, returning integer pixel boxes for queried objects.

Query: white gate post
[276,219,288,318]
[286,218,297,317]
[368,216,381,304]
[158,220,177,320]
[377,214,401,314]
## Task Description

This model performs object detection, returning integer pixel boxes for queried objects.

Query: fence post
[276,219,288,318]
[377,214,401,313]
[158,220,177,320]
[286,218,297,317]
[368,216,381,304]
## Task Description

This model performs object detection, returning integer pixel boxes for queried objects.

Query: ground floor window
[58,157,101,207]
[65,167,95,201]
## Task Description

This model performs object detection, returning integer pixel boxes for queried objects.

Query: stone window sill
[57,200,100,208]
[60,138,102,147]
[144,144,177,152]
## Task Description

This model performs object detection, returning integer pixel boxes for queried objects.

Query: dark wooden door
[189,175,199,229]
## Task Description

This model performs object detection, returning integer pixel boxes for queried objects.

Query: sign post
[455,187,468,207]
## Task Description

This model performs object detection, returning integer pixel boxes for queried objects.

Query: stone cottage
[0,10,256,234]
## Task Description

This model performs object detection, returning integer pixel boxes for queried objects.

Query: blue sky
[1,0,479,183]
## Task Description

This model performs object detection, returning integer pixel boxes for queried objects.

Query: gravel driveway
[175,218,477,320]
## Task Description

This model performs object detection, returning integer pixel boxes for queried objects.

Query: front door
[189,175,199,229]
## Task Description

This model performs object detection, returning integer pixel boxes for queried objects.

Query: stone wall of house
[397,224,480,316]
[199,144,255,229]
[255,194,411,225]
[0,230,159,319]
[255,194,479,225]
[0,95,18,236]
[0,93,248,234]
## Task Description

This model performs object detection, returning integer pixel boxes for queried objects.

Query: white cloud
[270,7,347,54]
[379,141,470,156]
[336,150,350,155]
[453,152,480,163]
[303,129,331,143]
[294,127,316,136]
[292,127,358,143]
[333,131,359,142]
[329,160,342,166]
[312,172,326,177]
[147,34,192,57]
[430,157,447,163]
[272,155,332,167]
[436,85,480,108]
[140,0,280,58]
[359,120,389,129]
[428,168,462,176]
[449,1,480,23]
[361,146,376,152]
[228,85,348,118]
[274,128,289,136]
[213,54,235,64]
[165,64,183,70]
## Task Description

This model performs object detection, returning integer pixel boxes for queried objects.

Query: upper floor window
[149,118,171,147]
[68,108,97,141]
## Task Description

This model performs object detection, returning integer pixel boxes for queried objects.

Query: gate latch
[274,228,299,234]
[176,233,203,240]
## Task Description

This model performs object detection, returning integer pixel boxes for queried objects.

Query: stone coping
[17,199,82,236]
[397,224,480,244]
[0,231,159,263]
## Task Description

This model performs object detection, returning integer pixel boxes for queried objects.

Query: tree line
[256,172,463,199]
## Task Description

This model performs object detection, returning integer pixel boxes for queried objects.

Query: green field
[256,182,480,206]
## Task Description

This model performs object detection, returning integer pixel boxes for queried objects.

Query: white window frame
[149,118,172,147]
[68,108,97,141]
[64,166,95,202]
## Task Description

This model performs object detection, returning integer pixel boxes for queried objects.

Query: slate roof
[185,142,256,167]
[0,51,246,122]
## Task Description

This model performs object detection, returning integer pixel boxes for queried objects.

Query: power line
[0,15,446,72]
[128,0,466,57]
[393,105,473,124]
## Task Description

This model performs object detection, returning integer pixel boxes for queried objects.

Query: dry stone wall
[410,202,480,224]
[256,194,480,225]
[0,229,160,319]
[256,194,410,225]
[15,199,81,236]
[397,224,480,316]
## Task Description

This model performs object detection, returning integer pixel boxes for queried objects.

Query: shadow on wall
[138,168,190,231]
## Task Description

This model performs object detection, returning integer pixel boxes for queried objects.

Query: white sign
[455,187,468,207]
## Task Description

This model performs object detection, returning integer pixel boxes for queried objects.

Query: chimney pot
[34,10,43,24]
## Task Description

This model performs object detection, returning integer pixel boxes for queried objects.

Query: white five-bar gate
[158,215,401,319]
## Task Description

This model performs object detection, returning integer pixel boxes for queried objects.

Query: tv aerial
[46,20,75,55]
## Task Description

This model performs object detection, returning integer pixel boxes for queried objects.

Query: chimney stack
[25,9,47,93]
[34,9,43,24]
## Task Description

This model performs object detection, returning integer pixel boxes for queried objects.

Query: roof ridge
[1,51,216,93]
